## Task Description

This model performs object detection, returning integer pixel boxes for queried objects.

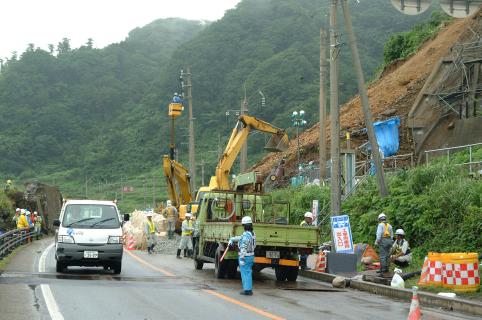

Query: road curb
[300,270,482,317]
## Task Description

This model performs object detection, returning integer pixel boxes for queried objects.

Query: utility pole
[143,178,146,210]
[329,0,341,215]
[183,68,196,194]
[341,0,388,197]
[240,84,248,173]
[319,28,328,180]
[152,174,155,210]
[201,158,205,186]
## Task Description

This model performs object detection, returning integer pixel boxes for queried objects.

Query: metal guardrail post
[469,145,472,174]
[425,152,429,166]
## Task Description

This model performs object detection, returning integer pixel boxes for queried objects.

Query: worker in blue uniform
[229,216,256,296]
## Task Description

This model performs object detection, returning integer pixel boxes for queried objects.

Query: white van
[53,200,128,274]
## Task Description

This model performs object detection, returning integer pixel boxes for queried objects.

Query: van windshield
[63,204,120,229]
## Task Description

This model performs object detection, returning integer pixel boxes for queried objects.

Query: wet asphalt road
[0,238,479,320]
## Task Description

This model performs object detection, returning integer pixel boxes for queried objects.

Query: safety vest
[182,220,193,236]
[147,220,155,234]
[383,222,392,238]
[300,221,312,227]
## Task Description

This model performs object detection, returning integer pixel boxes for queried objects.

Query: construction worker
[192,211,200,255]
[12,208,21,226]
[162,200,177,239]
[34,211,43,240]
[300,212,314,227]
[177,212,193,259]
[144,212,158,254]
[375,213,393,274]
[390,229,412,268]
[300,212,314,270]
[229,216,256,296]
[172,92,182,103]
[4,179,12,191]
[17,209,30,244]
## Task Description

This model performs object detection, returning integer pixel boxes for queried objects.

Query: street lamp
[291,110,307,174]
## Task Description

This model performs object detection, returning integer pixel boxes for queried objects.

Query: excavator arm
[162,155,193,207]
[209,115,289,190]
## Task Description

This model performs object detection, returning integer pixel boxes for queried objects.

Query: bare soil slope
[251,11,481,177]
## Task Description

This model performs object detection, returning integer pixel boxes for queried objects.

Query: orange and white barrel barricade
[314,251,326,273]
[418,252,480,292]
[127,233,135,251]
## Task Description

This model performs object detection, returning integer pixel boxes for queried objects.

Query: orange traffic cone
[127,233,135,251]
[407,286,422,320]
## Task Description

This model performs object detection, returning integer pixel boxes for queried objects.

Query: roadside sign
[312,200,319,225]
[330,215,354,254]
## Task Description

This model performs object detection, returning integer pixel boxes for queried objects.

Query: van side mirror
[53,219,60,227]
[123,214,130,222]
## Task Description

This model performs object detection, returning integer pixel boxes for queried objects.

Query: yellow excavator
[208,114,289,190]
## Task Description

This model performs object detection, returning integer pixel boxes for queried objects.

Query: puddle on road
[28,284,40,311]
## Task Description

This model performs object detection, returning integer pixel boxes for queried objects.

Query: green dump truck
[193,190,320,281]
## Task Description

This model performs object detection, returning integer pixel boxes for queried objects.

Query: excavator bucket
[265,133,289,152]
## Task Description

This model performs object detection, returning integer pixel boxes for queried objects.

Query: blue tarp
[372,117,400,157]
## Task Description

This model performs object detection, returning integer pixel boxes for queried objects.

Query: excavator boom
[162,155,193,207]
[210,115,289,190]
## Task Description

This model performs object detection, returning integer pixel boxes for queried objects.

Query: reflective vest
[383,222,392,238]
[165,207,176,219]
[300,221,313,227]
[182,220,193,236]
[147,220,155,234]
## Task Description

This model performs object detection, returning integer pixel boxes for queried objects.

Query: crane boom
[209,115,289,190]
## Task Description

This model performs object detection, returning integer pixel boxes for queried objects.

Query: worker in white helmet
[375,213,393,274]
[33,211,43,240]
[299,212,314,270]
[300,212,314,227]
[229,216,256,296]
[390,229,412,268]
[177,212,194,259]
[144,211,159,254]
[162,200,178,239]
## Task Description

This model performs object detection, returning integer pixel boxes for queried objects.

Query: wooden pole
[319,28,328,180]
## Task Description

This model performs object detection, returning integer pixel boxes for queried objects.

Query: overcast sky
[0,0,242,59]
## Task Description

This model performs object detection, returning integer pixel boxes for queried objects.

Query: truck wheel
[226,260,238,279]
[275,266,287,281]
[56,261,65,273]
[286,267,299,281]
[193,244,204,270]
[214,250,227,279]
[113,262,122,274]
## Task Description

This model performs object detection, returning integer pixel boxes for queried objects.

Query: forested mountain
[0,0,432,184]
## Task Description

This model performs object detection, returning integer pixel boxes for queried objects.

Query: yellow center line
[203,289,286,320]
[126,250,285,320]
[124,249,175,277]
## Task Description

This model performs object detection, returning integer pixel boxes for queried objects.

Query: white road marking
[38,242,64,320]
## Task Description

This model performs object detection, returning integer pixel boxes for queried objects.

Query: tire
[286,267,299,282]
[275,266,287,281]
[214,250,227,279]
[193,241,204,270]
[112,262,122,274]
[226,259,238,279]
[56,261,65,273]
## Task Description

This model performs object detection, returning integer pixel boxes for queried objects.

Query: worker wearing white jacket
[390,229,412,268]
[177,212,194,259]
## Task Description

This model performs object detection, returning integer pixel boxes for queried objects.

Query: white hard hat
[395,229,405,236]
[304,212,313,219]
[166,200,172,206]
[241,216,252,225]
[26,211,31,216]
[378,213,386,220]
[185,212,192,218]
[34,211,38,215]
[16,208,20,212]
[21,209,26,214]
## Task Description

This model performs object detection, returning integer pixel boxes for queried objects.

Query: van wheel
[275,266,287,281]
[113,262,122,274]
[214,249,227,279]
[56,261,65,273]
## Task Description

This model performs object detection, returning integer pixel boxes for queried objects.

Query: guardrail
[425,142,482,173]
[0,228,36,261]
